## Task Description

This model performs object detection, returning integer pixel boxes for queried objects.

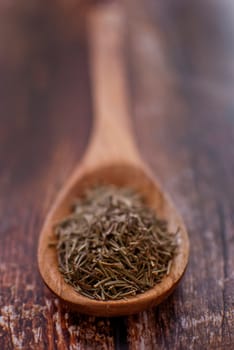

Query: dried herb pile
[54,186,177,301]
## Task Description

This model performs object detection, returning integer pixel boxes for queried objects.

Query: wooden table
[0,0,233,349]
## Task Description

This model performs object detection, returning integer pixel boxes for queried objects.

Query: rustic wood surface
[0,0,233,349]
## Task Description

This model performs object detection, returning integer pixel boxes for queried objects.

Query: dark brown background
[0,0,234,349]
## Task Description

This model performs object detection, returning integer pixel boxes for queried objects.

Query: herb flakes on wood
[53,186,178,301]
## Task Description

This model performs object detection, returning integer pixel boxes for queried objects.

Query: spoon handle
[86,2,139,165]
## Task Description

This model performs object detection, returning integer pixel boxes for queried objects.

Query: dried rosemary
[53,186,178,301]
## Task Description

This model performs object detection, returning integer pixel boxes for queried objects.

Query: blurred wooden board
[0,0,234,348]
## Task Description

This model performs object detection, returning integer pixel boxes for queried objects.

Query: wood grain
[0,0,234,349]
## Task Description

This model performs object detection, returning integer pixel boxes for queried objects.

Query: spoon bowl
[38,162,189,316]
[38,3,189,317]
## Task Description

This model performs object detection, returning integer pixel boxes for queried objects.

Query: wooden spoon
[38,3,189,317]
